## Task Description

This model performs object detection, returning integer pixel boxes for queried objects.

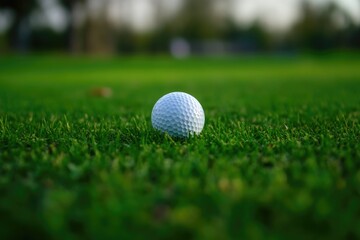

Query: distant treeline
[0,0,359,54]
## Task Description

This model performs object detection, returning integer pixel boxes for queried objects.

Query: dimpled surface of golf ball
[151,92,205,138]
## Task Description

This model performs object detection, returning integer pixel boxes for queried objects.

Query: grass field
[0,54,360,239]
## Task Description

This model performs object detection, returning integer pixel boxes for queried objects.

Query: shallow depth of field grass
[0,54,359,239]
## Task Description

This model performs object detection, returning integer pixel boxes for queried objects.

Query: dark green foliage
[0,54,359,239]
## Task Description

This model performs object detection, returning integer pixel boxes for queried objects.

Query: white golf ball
[151,92,205,138]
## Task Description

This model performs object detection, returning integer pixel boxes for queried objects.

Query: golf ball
[151,92,205,138]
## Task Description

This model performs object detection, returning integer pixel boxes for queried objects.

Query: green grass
[0,54,360,240]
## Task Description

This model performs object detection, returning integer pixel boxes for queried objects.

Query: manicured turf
[0,54,359,239]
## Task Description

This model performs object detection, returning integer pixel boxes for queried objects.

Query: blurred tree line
[0,0,359,55]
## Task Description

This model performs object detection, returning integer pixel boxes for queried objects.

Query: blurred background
[0,0,359,56]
